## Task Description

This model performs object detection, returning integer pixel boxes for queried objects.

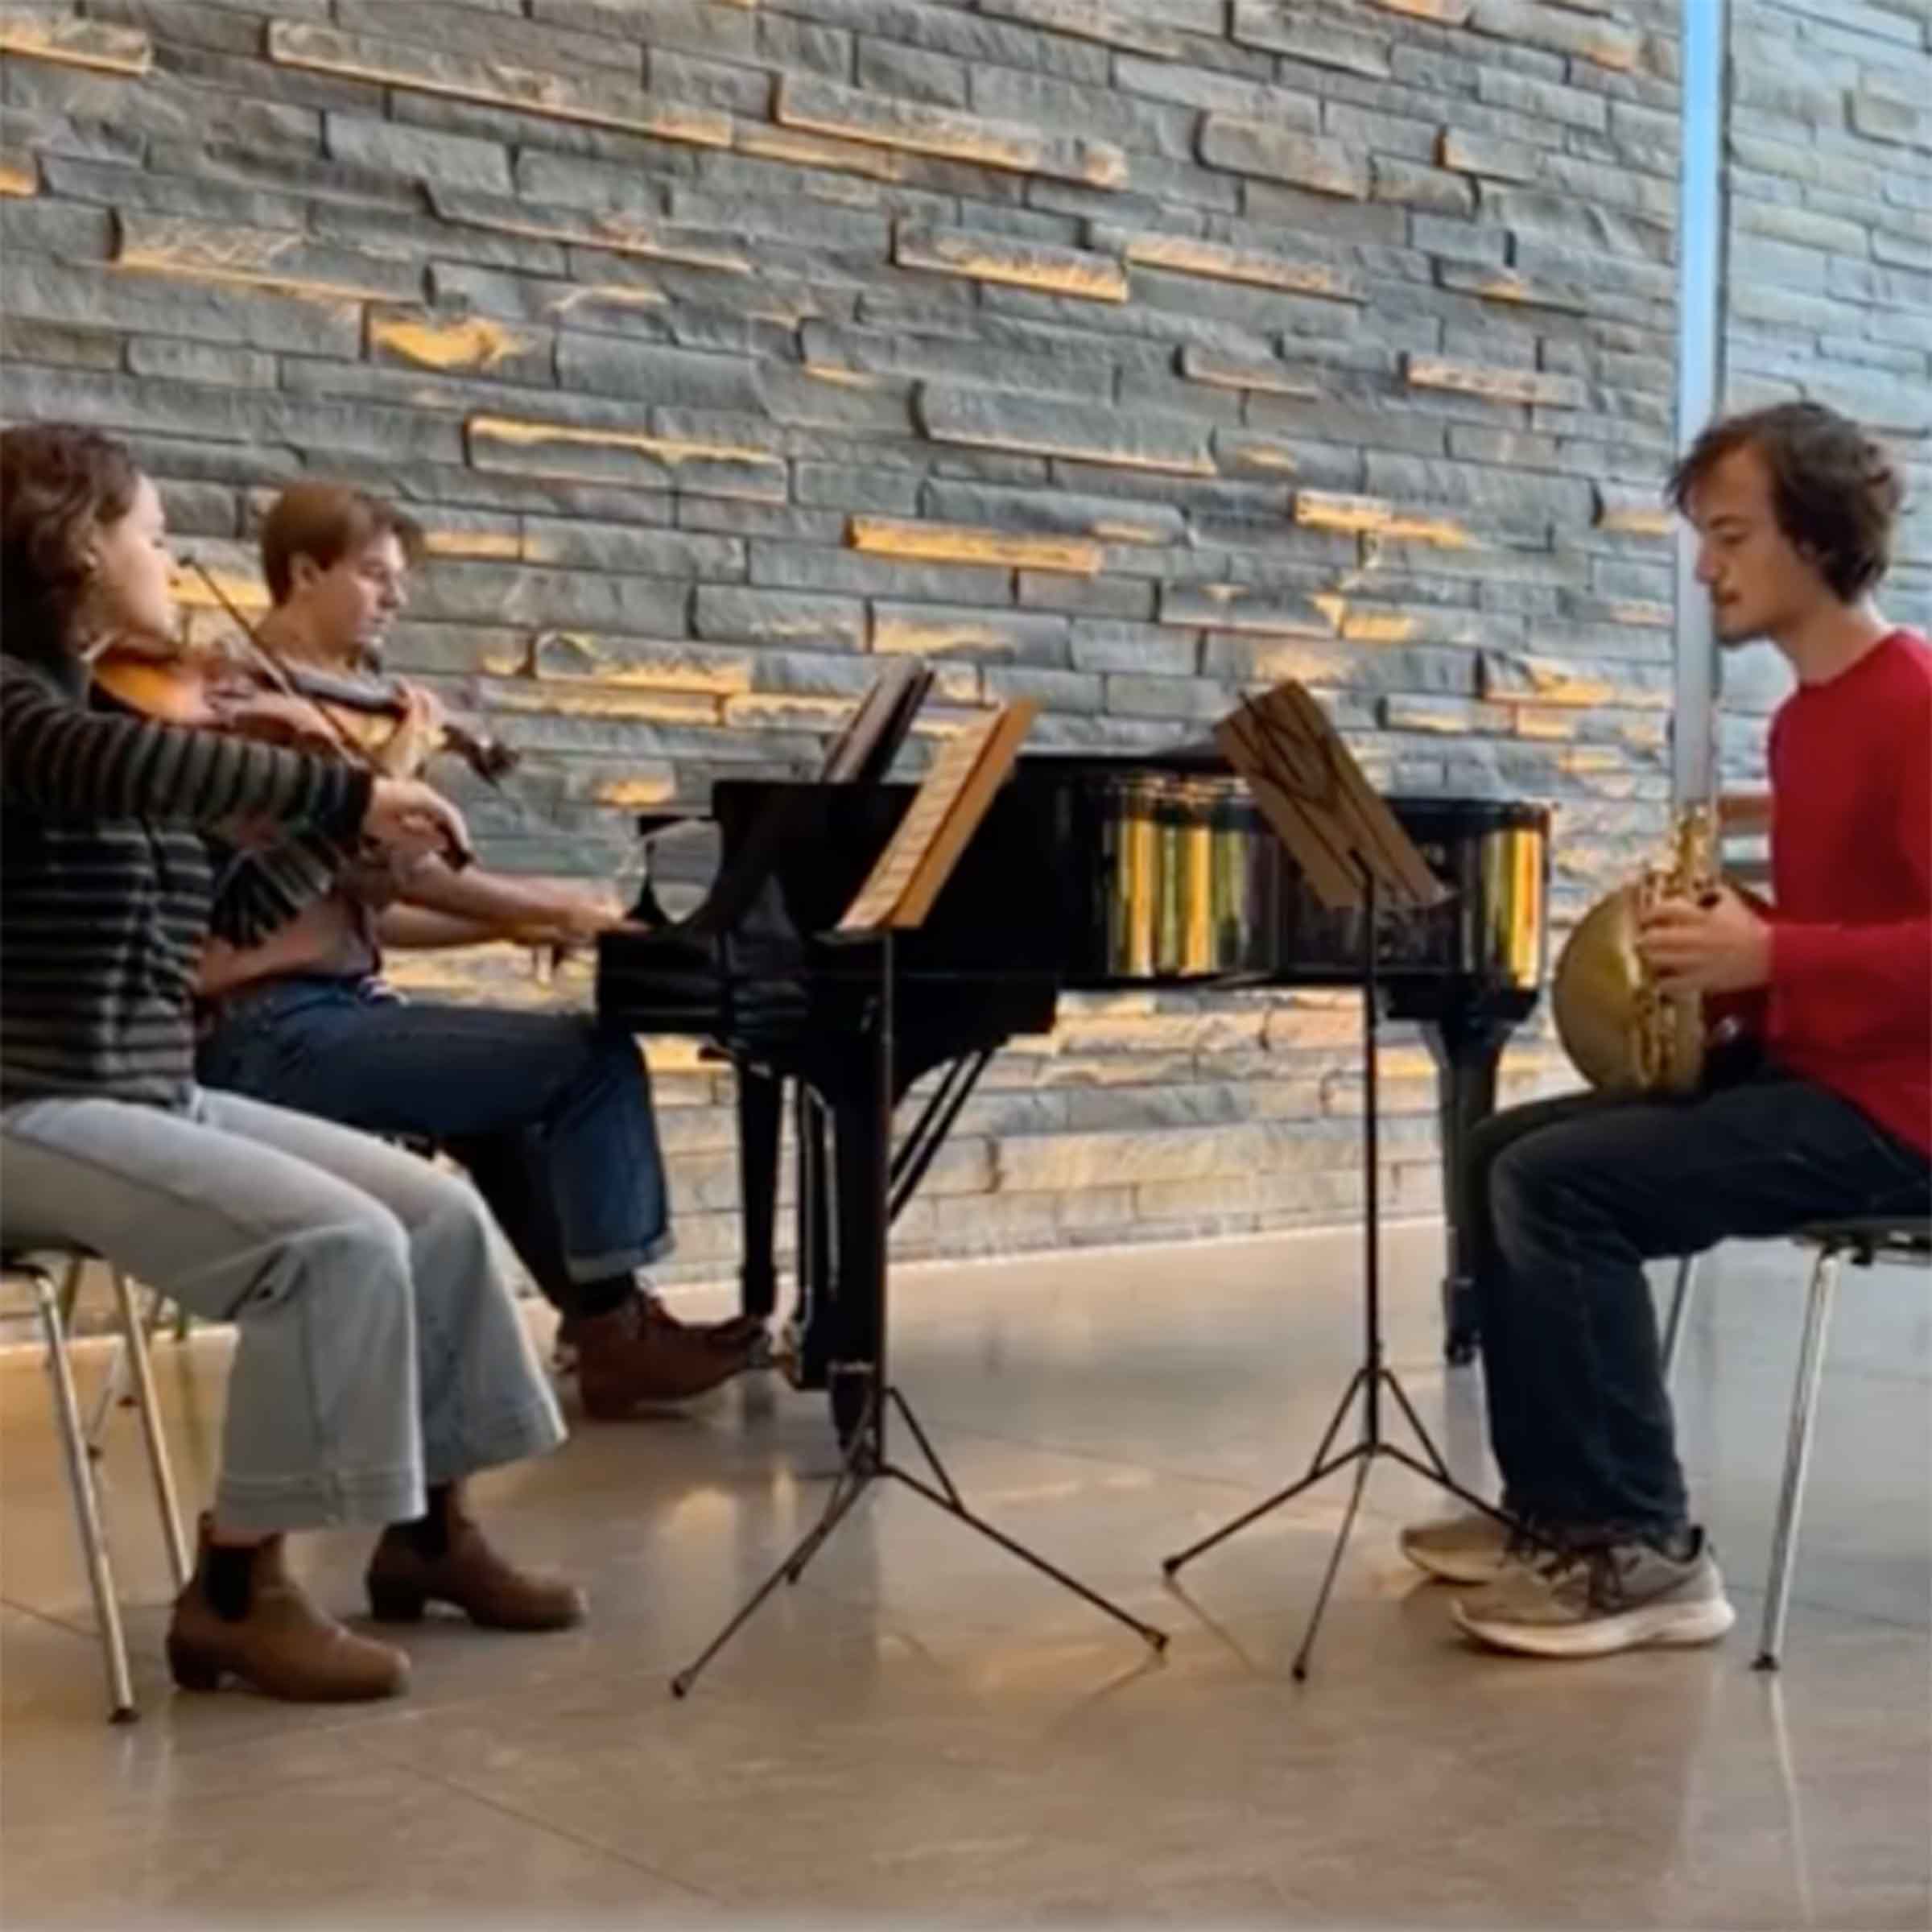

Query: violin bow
[182,552,521,799]
[179,553,477,870]
[178,552,387,774]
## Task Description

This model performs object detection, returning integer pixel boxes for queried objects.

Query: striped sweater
[1,651,371,1108]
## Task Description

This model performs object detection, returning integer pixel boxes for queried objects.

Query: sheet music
[1216,682,1446,914]
[837,703,1034,933]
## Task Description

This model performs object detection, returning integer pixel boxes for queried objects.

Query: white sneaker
[1399,1509,1522,1586]
[1453,1530,1736,1658]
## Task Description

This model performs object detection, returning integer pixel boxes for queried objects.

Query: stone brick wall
[1,0,1695,1279]
[1719,0,1932,764]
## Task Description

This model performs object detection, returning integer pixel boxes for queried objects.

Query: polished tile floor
[2,1224,1926,1930]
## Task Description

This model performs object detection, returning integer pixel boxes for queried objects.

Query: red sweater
[1764,628,1932,1156]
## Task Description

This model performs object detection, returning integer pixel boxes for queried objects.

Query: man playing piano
[196,482,760,1413]
[1402,402,1931,1657]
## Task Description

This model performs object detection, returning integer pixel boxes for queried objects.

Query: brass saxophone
[1552,802,1719,1095]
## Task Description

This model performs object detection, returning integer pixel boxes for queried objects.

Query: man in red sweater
[1402,402,1931,1658]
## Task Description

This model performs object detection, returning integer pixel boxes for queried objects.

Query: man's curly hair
[1668,401,1904,602]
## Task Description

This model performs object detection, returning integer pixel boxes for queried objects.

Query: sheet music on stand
[836,700,1038,934]
[1215,681,1445,914]
[1162,679,1511,1683]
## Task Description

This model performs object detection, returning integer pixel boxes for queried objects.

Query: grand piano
[598,730,1548,1435]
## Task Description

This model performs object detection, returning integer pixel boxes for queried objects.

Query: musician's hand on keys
[540,882,629,946]
[512,884,632,973]
[1637,886,1771,994]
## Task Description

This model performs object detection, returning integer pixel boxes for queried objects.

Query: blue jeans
[2,1088,564,1532]
[197,977,671,1319]
[1465,1062,1930,1542]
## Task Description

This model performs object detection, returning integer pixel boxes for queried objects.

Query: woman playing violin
[0,425,584,1704]
[192,481,760,1413]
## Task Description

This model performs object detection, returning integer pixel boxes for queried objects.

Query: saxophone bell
[1551,801,1719,1096]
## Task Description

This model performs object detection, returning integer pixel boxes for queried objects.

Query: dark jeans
[197,976,671,1319]
[1464,1063,1930,1542]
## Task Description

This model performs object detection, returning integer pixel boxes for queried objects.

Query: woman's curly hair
[1667,402,1904,602]
[0,423,142,664]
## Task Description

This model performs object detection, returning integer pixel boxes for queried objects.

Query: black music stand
[1159,684,1523,1678]
[672,716,1170,1698]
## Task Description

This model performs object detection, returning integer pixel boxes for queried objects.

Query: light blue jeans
[0,1087,566,1534]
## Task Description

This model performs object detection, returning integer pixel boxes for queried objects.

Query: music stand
[1159,683,1523,1678]
[672,710,1170,1698]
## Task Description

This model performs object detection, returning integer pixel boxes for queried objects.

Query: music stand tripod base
[1154,732,1528,1678]
[1158,875,1525,1677]
[671,930,1168,1699]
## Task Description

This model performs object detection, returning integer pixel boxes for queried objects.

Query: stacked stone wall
[1,0,1702,1274]
[1718,0,1932,755]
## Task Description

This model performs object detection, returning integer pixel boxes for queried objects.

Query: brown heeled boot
[572,1291,755,1418]
[167,1516,408,1703]
[366,1487,586,1632]
[650,1294,766,1352]
[555,1295,764,1373]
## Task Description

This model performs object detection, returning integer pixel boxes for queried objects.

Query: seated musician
[193,481,758,1414]
[1402,402,1931,1657]
[0,423,584,1703]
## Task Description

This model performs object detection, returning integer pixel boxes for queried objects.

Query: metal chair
[1661,1217,1932,1670]
[80,1279,182,1455]
[2,1251,192,1721]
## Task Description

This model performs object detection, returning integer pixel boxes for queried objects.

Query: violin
[262,661,518,784]
[96,646,518,786]
[97,555,519,789]
[89,637,476,874]
[89,559,498,873]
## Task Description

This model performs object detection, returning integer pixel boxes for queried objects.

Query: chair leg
[31,1268,138,1723]
[1660,1254,1697,1385]
[86,1288,176,1455]
[84,1333,130,1456]
[54,1253,85,1331]
[1754,1246,1841,1672]
[109,1270,191,1591]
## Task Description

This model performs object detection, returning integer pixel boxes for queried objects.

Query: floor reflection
[2,1224,1925,1928]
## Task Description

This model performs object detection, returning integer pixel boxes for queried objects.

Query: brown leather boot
[366,1496,585,1632]
[556,1297,763,1367]
[643,1295,768,1357]
[167,1517,408,1703]
[572,1291,754,1418]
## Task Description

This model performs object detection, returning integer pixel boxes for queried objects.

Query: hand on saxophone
[1637,886,1772,994]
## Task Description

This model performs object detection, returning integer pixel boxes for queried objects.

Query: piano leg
[789,1087,833,1390]
[807,1051,991,1437]
[1421,1014,1511,1367]
[826,1088,886,1444]
[735,1066,782,1323]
